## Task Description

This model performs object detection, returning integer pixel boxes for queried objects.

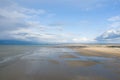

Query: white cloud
[19,8,46,15]
[95,29,120,43]
[108,16,120,21]
[0,1,65,43]
[0,3,75,43]
[110,22,120,28]
[95,16,120,43]
[107,16,120,28]
[72,37,95,43]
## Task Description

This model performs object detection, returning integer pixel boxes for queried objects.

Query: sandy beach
[0,45,120,80]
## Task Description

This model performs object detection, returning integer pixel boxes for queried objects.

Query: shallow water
[0,45,120,80]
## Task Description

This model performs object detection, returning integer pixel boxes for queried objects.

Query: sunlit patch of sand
[66,60,98,67]
[71,46,120,58]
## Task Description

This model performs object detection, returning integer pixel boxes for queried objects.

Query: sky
[0,0,120,43]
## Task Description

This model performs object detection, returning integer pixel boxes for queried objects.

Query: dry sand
[70,45,120,58]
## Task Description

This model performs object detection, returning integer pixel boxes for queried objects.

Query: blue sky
[0,0,120,43]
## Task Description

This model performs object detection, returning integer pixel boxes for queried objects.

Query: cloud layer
[96,29,120,43]
[96,15,120,43]
[0,0,94,43]
[0,0,60,42]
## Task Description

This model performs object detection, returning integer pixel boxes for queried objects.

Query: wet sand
[0,45,120,80]
[66,60,98,67]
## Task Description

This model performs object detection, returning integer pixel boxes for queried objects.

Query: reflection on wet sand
[66,60,98,67]
[59,54,78,58]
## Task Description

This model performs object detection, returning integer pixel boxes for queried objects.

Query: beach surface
[0,45,120,80]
